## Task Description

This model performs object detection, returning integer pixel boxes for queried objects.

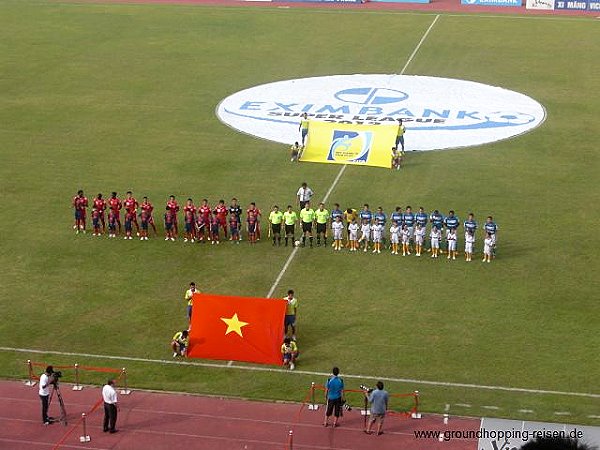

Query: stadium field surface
[1,0,598,426]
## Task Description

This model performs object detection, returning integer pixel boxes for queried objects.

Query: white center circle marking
[217,74,545,152]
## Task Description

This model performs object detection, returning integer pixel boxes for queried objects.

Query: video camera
[360,384,373,394]
[49,371,62,384]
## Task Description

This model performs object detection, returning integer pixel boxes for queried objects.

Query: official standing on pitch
[102,379,119,433]
[39,365,53,425]
[296,182,314,209]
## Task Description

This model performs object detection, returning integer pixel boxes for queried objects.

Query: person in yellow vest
[290,141,303,162]
[281,337,299,370]
[396,118,406,152]
[283,205,298,247]
[315,202,330,247]
[299,113,309,146]
[171,329,189,357]
[268,205,284,246]
[184,282,197,322]
[299,202,316,248]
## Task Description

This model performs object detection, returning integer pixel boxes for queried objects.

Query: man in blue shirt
[430,209,444,231]
[484,216,498,256]
[390,207,402,225]
[323,367,344,427]
[359,204,372,224]
[464,213,477,235]
[364,381,389,435]
[415,207,428,229]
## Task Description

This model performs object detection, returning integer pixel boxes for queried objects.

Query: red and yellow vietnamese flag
[187,293,287,366]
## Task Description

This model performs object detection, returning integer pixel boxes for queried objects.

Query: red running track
[0,380,480,450]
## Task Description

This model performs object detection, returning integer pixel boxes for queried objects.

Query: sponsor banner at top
[274,0,362,3]
[555,0,599,9]
[461,0,522,6]
[526,0,555,9]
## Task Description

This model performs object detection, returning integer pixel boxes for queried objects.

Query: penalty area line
[2,347,600,399]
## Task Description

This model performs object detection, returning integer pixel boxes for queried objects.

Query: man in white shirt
[102,379,119,433]
[39,365,54,425]
[296,182,314,210]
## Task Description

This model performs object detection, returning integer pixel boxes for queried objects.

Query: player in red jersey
[209,213,220,244]
[213,199,228,240]
[124,211,134,240]
[139,208,150,240]
[140,196,157,236]
[92,193,107,233]
[197,199,212,241]
[123,191,140,235]
[247,210,258,244]
[247,202,262,240]
[92,209,101,236]
[166,195,180,237]
[164,206,175,241]
[229,213,240,243]
[108,192,122,234]
[183,198,196,242]
[72,190,88,233]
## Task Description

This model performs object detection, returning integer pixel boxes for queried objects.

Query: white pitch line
[400,14,440,75]
[3,347,600,399]
[455,403,472,408]
[554,411,572,416]
[518,409,534,414]
[482,405,501,410]
[588,415,600,419]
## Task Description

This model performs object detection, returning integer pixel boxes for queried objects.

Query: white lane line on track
[3,347,599,399]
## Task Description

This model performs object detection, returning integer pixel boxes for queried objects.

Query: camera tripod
[48,382,68,426]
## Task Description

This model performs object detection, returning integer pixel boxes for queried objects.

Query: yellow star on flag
[220,313,249,337]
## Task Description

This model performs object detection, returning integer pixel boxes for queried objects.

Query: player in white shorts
[348,219,359,251]
[400,224,411,256]
[371,222,384,254]
[446,228,458,260]
[331,216,344,251]
[464,230,475,262]
[414,223,426,257]
[359,220,371,253]
[430,226,441,258]
[389,221,400,255]
[483,232,494,263]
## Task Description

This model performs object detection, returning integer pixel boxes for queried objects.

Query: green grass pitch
[1,0,599,424]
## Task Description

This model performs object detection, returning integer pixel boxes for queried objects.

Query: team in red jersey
[166,195,180,237]
[123,191,140,235]
[92,193,107,234]
[72,190,89,233]
[213,200,228,240]
[108,192,122,236]
[140,197,157,236]
[183,198,196,242]
[72,190,273,245]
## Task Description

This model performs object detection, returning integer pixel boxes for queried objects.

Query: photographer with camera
[323,366,344,428]
[39,366,55,425]
[363,381,389,436]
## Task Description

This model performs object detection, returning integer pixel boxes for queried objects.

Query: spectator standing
[102,379,119,433]
[323,367,344,428]
[364,381,389,436]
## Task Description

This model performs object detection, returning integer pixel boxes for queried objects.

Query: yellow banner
[300,121,397,169]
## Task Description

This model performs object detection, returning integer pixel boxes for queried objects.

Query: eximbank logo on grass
[327,130,373,163]
[216,75,546,152]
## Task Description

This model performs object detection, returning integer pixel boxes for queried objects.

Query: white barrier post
[119,368,131,395]
[72,363,84,391]
[308,382,319,411]
[79,413,91,442]
[411,390,422,419]
[24,360,37,387]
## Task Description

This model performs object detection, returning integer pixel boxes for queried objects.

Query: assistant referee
[299,202,315,248]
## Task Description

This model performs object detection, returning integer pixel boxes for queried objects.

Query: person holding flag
[299,113,309,146]
[184,282,197,322]
[396,118,406,152]
[171,329,189,357]
[281,337,299,370]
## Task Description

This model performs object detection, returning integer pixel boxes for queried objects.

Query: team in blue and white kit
[331,204,498,262]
